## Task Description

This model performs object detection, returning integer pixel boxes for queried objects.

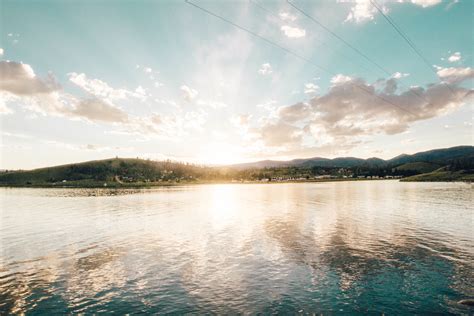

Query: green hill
[388,146,474,166]
[394,162,441,174]
[231,146,474,169]
[401,153,474,182]
[402,169,474,182]
[1,146,473,187]
[0,158,211,187]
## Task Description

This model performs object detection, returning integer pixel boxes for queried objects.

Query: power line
[185,0,331,74]
[248,0,279,19]
[369,0,456,96]
[185,0,418,116]
[287,0,389,76]
[286,0,434,105]
[249,0,375,75]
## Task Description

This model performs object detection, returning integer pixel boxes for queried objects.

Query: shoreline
[0,177,401,189]
[2,177,472,189]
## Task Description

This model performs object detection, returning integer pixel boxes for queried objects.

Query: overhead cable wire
[185,0,418,116]
[286,0,435,105]
[249,0,375,75]
[370,0,456,96]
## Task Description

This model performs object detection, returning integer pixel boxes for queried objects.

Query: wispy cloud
[180,85,198,102]
[304,83,319,94]
[279,11,297,22]
[448,52,462,63]
[245,74,472,155]
[69,72,147,102]
[435,65,474,84]
[258,63,273,76]
[341,0,444,24]
[280,25,306,38]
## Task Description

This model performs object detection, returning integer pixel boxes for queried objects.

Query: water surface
[1,181,473,314]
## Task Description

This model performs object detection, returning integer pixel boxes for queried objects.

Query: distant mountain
[394,162,441,174]
[229,146,474,169]
[387,146,474,166]
[1,145,472,187]
[0,158,209,187]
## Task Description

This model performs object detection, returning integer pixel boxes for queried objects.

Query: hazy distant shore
[1,177,472,189]
[1,146,472,187]
[0,177,403,189]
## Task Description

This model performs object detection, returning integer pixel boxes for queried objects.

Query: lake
[0,181,473,314]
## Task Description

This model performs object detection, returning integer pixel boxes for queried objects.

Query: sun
[196,142,246,165]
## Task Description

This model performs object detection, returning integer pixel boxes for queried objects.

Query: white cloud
[279,12,297,21]
[231,114,251,129]
[252,75,472,151]
[280,25,306,38]
[304,83,319,94]
[154,98,179,108]
[435,66,474,84]
[68,72,147,102]
[0,60,211,139]
[0,102,13,115]
[342,0,381,23]
[257,100,278,114]
[69,72,125,100]
[409,0,442,7]
[258,63,273,75]
[0,61,132,124]
[448,52,462,63]
[331,74,353,85]
[0,48,3,56]
[392,72,410,79]
[277,102,311,122]
[259,121,303,147]
[69,98,129,123]
[341,0,443,24]
[196,99,227,109]
[122,109,208,139]
[135,85,147,99]
[180,85,198,102]
[136,65,158,75]
[0,61,60,96]
[0,61,68,117]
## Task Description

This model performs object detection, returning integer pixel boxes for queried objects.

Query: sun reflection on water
[0,181,473,314]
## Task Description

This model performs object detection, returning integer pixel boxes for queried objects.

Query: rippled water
[0,181,473,314]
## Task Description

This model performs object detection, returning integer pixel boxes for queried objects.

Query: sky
[0,0,473,169]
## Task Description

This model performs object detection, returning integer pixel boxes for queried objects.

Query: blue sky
[1,0,473,169]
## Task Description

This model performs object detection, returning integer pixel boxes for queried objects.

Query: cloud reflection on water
[0,181,473,314]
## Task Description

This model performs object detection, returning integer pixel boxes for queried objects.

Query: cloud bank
[246,73,472,156]
[0,61,207,138]
[342,0,445,24]
[280,25,306,38]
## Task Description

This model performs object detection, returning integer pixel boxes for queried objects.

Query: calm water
[0,181,473,314]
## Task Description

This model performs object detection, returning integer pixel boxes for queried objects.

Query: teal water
[0,181,473,314]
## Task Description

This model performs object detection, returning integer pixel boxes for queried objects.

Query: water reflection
[0,181,473,314]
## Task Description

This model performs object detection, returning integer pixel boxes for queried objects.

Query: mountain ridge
[0,145,472,187]
[229,145,474,169]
